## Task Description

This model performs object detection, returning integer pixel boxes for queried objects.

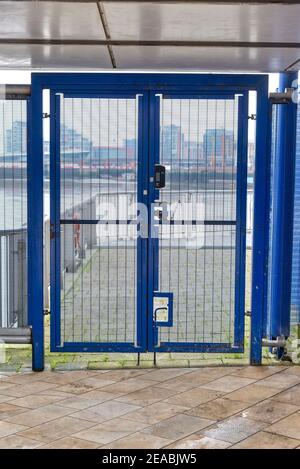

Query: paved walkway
[61,247,236,344]
[0,366,300,449]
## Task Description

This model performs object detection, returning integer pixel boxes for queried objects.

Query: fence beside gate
[0,228,27,328]
[0,89,31,345]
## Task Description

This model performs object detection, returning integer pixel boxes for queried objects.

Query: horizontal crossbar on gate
[153,342,244,353]
[60,219,236,225]
[60,219,138,225]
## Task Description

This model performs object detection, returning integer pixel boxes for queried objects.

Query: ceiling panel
[0,1,299,72]
[104,2,300,43]
[0,45,111,69]
[0,1,105,40]
[113,46,299,73]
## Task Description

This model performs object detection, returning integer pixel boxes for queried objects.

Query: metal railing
[0,92,30,344]
[0,228,27,328]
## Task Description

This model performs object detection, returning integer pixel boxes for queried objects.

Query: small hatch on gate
[153,293,173,327]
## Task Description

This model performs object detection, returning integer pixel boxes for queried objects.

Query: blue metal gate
[50,91,149,352]
[29,73,270,363]
[50,84,248,354]
[148,91,248,353]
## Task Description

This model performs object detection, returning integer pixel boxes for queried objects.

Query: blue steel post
[250,77,272,365]
[269,72,298,357]
[28,79,44,371]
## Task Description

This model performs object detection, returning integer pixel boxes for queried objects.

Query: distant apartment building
[161,125,204,163]
[203,129,235,168]
[5,121,27,155]
[60,124,91,153]
[183,140,203,161]
[161,125,185,161]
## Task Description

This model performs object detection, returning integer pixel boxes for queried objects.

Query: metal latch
[154,165,166,189]
[153,292,173,327]
[269,88,295,104]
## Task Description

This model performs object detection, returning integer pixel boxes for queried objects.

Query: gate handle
[154,307,168,322]
[154,164,166,189]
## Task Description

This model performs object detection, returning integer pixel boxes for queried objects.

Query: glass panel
[0,99,27,328]
[157,97,239,344]
[58,97,138,343]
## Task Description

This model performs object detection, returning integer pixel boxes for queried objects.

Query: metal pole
[269,72,298,358]
[250,77,272,365]
[28,79,44,371]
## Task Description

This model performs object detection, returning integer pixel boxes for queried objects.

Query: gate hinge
[43,113,50,119]
[248,114,256,121]
[269,88,295,104]
[43,309,50,316]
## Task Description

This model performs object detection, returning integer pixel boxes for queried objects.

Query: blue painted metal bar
[250,77,272,365]
[136,92,149,351]
[147,92,160,351]
[28,79,44,371]
[54,343,144,353]
[269,72,298,343]
[50,92,62,351]
[60,219,139,225]
[234,93,249,348]
[151,343,244,354]
[30,73,268,89]
[60,219,237,226]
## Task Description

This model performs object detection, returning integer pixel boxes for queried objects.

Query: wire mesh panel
[154,96,244,348]
[0,98,28,328]
[291,100,300,326]
[51,87,247,353]
[55,95,140,345]
[265,104,279,333]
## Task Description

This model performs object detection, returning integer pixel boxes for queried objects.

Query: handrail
[0,228,27,236]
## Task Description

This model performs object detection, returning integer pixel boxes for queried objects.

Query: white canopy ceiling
[0,0,299,72]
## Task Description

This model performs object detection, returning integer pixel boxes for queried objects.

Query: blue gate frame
[29,73,271,370]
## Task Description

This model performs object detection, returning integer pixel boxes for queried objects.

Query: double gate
[47,75,259,356]
[0,87,30,343]
[0,74,272,368]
